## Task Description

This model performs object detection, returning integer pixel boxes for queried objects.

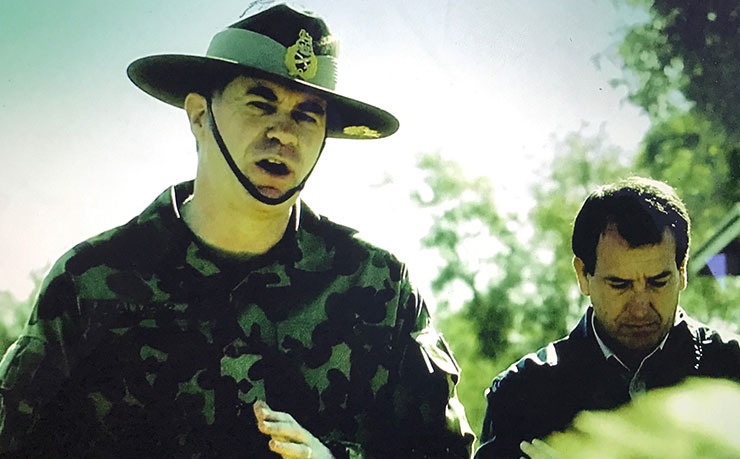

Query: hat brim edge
[127,54,399,139]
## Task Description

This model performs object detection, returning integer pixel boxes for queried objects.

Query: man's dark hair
[572,176,690,275]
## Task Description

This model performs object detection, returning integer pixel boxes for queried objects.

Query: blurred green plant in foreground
[547,377,740,459]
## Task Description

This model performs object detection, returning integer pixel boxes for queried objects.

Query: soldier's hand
[519,438,560,459]
[253,400,334,459]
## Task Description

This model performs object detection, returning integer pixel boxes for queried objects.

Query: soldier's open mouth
[257,159,290,176]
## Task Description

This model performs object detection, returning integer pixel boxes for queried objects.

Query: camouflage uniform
[0,181,474,458]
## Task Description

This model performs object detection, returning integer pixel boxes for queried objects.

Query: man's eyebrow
[246,85,278,101]
[648,271,671,281]
[604,276,631,283]
[603,271,671,283]
[296,100,326,116]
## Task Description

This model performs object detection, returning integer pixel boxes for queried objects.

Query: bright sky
[0,0,649,302]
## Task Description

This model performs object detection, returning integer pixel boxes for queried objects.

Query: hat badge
[285,29,319,80]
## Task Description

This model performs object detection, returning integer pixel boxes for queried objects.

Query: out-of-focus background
[2,0,739,441]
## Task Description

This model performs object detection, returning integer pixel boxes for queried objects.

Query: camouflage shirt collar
[147,181,335,274]
[166,180,302,230]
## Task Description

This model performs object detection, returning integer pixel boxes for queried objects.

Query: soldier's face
[574,226,687,352]
[210,76,327,200]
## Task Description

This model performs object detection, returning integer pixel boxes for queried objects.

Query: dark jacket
[474,307,740,459]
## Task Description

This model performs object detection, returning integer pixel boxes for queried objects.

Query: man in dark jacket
[475,176,740,459]
[0,4,474,458]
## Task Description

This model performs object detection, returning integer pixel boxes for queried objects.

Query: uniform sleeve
[0,267,82,453]
[378,275,475,458]
[318,277,475,459]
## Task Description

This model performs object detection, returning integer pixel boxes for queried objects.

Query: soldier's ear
[573,257,591,296]
[184,92,207,139]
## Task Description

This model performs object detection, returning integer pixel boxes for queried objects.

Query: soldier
[0,4,474,458]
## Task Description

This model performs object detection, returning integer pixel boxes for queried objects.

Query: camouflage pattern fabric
[0,181,475,458]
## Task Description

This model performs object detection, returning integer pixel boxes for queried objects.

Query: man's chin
[618,326,664,351]
[254,186,301,205]
[256,186,285,199]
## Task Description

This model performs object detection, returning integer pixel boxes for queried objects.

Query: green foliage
[617,0,740,330]
[531,130,638,328]
[0,270,43,356]
[417,130,739,439]
[415,2,740,434]
[616,0,740,136]
[650,1,740,136]
[637,112,740,244]
[614,5,691,121]
[616,0,740,243]
[682,276,740,334]
[413,152,532,360]
[437,312,502,443]
[413,132,636,435]
[412,153,515,302]
[635,113,740,327]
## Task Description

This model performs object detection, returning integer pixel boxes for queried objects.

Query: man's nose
[266,115,299,147]
[626,289,652,318]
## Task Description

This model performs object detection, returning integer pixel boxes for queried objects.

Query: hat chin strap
[205,97,323,206]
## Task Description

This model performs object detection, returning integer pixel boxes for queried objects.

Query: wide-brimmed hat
[127,4,399,139]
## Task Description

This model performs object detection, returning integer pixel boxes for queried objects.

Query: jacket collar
[158,181,338,274]
[571,306,697,366]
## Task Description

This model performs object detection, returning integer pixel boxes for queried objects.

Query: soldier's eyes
[649,280,668,288]
[248,101,276,114]
[291,111,317,123]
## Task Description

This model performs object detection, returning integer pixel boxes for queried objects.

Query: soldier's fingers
[253,400,295,423]
[268,438,313,458]
[253,400,272,420]
[258,420,309,443]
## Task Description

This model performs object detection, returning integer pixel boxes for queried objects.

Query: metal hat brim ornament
[126,6,399,139]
